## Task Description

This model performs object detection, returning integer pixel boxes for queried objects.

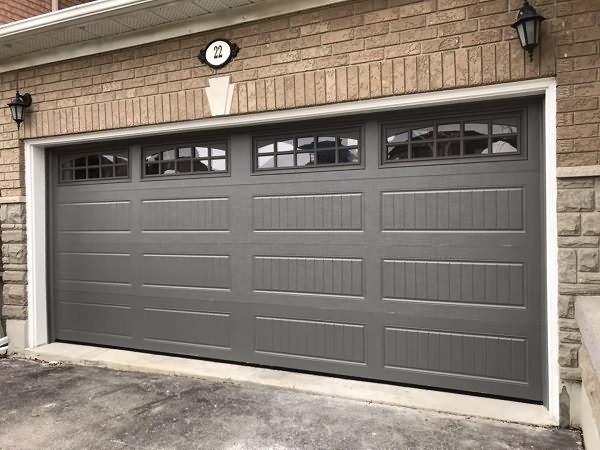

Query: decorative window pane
[211,159,227,171]
[412,142,434,159]
[464,139,489,155]
[437,123,460,139]
[277,140,294,152]
[195,146,209,158]
[277,154,295,167]
[387,130,409,143]
[465,122,488,137]
[412,126,434,140]
[144,143,228,177]
[212,147,226,157]
[493,118,519,135]
[297,137,315,150]
[437,141,461,157]
[383,115,520,163]
[296,152,314,166]
[257,155,274,169]
[254,130,360,170]
[387,145,409,160]
[492,136,519,154]
[60,151,129,183]
[339,148,359,163]
[179,147,193,158]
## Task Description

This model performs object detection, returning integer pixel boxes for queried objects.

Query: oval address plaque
[198,39,240,69]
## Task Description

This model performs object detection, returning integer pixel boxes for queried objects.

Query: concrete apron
[21,342,554,427]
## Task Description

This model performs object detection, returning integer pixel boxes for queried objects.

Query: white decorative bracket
[205,76,235,116]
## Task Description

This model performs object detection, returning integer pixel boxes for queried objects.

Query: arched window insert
[144,144,227,176]
[254,131,360,171]
[384,116,520,162]
[60,151,129,182]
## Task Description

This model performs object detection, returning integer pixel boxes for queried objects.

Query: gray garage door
[50,98,544,401]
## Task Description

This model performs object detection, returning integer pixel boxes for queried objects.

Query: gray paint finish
[50,99,544,401]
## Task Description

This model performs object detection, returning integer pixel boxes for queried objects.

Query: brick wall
[0,0,599,420]
[0,0,50,25]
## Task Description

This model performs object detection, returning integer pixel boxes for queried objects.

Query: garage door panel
[252,256,364,298]
[381,188,524,231]
[254,316,366,365]
[56,200,132,232]
[54,288,134,306]
[383,327,528,383]
[253,193,363,231]
[381,259,525,307]
[55,233,134,254]
[141,197,231,232]
[142,308,232,350]
[56,301,134,339]
[56,252,133,285]
[141,254,231,291]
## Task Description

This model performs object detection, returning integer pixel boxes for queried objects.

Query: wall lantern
[511,0,545,61]
[7,90,32,130]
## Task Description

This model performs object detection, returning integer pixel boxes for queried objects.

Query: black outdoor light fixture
[512,0,545,61]
[7,90,32,130]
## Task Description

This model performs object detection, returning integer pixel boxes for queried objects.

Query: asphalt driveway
[0,358,583,450]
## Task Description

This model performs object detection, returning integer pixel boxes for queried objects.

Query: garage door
[50,99,544,401]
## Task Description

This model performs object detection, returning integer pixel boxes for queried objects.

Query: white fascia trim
[0,0,159,37]
[25,78,559,424]
[0,0,348,74]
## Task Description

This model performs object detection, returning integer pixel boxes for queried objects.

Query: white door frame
[24,78,558,422]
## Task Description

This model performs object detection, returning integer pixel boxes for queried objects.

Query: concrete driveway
[0,358,583,450]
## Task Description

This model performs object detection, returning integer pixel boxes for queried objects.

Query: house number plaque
[198,39,240,69]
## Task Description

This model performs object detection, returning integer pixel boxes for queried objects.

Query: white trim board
[24,78,559,425]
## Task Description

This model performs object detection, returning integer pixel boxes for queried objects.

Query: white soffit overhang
[0,0,348,74]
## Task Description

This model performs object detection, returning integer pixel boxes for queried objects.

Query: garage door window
[384,116,520,163]
[144,144,228,176]
[60,151,129,182]
[254,131,360,170]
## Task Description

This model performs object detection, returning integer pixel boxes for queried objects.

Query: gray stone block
[558,213,581,236]
[557,189,594,212]
[560,343,580,368]
[579,249,599,272]
[559,249,577,283]
[582,212,600,236]
[2,284,27,306]
[559,236,600,248]
[559,295,575,318]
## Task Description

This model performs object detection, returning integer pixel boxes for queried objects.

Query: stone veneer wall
[0,0,599,424]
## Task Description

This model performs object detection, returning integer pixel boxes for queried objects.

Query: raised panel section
[142,254,231,290]
[58,302,132,338]
[56,252,132,285]
[381,188,523,231]
[141,198,230,232]
[253,256,363,297]
[57,201,131,232]
[382,260,525,306]
[143,308,231,349]
[384,327,527,382]
[255,317,365,364]
[253,193,363,231]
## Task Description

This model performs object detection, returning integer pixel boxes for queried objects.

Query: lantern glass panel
[525,19,536,46]
[9,103,24,122]
[517,23,527,47]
